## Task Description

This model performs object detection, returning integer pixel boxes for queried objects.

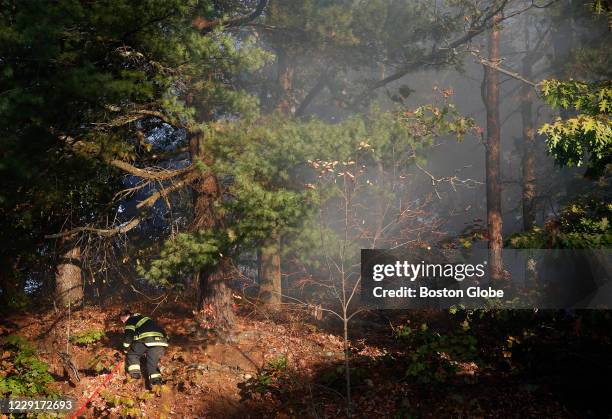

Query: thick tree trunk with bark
[190,131,235,331]
[258,231,281,308]
[256,47,294,309]
[521,56,536,231]
[484,13,503,281]
[55,244,83,307]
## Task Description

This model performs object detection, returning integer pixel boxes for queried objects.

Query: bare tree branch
[110,159,190,180]
[45,217,145,239]
[295,70,333,117]
[475,54,538,87]
[411,153,483,200]
[95,109,185,130]
[47,167,196,239]
[135,171,198,209]
[112,179,151,203]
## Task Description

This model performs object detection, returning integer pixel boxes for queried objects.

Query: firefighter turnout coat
[122,314,168,349]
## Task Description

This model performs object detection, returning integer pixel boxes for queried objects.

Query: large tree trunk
[258,231,281,308]
[256,48,294,309]
[521,55,536,230]
[55,243,83,307]
[484,13,503,281]
[190,131,235,331]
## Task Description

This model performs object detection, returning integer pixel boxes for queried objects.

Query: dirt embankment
[2,304,353,418]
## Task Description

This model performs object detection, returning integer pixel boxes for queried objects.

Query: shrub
[100,390,150,417]
[241,355,290,397]
[395,323,479,384]
[508,194,611,249]
[70,329,106,346]
[0,335,55,397]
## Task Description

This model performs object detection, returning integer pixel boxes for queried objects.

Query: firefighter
[119,309,168,387]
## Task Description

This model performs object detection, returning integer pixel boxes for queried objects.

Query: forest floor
[2,300,611,418]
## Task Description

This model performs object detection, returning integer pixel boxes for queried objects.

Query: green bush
[0,335,55,397]
[99,390,155,417]
[395,323,479,384]
[241,355,290,397]
[266,354,287,371]
[508,195,611,249]
[70,329,106,346]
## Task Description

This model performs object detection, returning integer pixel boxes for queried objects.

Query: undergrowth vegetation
[394,321,479,383]
[70,329,106,346]
[0,336,55,397]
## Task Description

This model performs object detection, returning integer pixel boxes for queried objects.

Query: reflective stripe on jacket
[123,314,168,348]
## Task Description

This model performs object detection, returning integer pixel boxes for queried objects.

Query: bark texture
[258,232,282,308]
[55,244,83,307]
[256,47,295,308]
[190,131,235,330]
[484,13,503,281]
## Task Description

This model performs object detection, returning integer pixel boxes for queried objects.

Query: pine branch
[195,0,268,34]
[368,0,512,91]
